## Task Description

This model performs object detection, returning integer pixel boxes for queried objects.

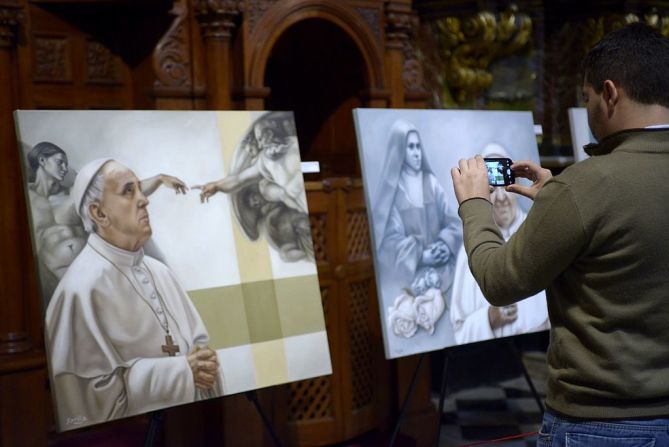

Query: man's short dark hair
[582,22,669,107]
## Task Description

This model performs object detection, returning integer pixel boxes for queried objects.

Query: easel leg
[434,350,451,447]
[245,390,283,447]
[507,339,545,414]
[389,353,425,447]
[143,410,164,447]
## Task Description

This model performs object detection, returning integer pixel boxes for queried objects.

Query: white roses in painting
[387,268,446,338]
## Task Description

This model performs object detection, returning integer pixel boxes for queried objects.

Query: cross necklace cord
[88,242,180,357]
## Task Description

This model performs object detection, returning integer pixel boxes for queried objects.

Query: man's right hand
[187,345,219,390]
[506,160,552,200]
[192,181,222,203]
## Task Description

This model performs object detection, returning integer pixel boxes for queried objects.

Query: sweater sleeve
[458,181,587,306]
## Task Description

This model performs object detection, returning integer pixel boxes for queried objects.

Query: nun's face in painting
[404,131,422,172]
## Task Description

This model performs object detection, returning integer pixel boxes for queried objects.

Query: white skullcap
[482,142,510,159]
[71,158,113,218]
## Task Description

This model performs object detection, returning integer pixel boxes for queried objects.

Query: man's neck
[98,229,145,252]
[33,169,62,197]
[610,102,669,134]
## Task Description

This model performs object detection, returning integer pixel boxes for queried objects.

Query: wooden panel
[23,3,133,110]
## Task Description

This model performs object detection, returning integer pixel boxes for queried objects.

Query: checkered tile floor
[435,352,547,447]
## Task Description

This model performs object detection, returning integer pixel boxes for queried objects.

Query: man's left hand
[160,174,188,194]
[451,155,491,205]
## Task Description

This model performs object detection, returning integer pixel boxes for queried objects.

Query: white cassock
[45,232,222,431]
[450,209,549,345]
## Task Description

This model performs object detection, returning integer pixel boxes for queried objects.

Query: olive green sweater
[459,128,669,419]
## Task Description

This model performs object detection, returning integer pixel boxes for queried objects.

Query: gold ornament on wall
[419,4,532,107]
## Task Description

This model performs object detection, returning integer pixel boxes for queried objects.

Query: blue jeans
[538,409,669,446]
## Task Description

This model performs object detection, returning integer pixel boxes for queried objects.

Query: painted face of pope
[89,161,152,252]
[491,186,517,229]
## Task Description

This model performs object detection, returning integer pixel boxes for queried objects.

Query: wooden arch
[246,0,385,91]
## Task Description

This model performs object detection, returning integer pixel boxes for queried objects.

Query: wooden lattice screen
[282,179,390,446]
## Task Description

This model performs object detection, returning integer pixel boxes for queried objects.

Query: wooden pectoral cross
[162,334,180,357]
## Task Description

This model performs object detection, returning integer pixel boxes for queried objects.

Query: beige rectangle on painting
[216,112,274,284]
[251,338,289,388]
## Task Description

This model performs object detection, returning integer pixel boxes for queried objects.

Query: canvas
[14,110,331,431]
[568,107,595,162]
[353,109,549,359]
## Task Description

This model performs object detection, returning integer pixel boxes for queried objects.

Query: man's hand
[192,180,222,203]
[160,174,188,194]
[506,160,552,200]
[488,304,518,330]
[451,155,491,205]
[140,174,188,196]
[187,345,219,390]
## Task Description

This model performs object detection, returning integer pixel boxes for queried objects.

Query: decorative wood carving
[194,0,243,39]
[402,38,424,93]
[246,0,277,35]
[348,279,374,411]
[385,3,426,100]
[287,180,390,445]
[419,5,532,106]
[355,6,381,41]
[309,212,329,263]
[0,4,22,48]
[86,39,121,84]
[33,34,72,82]
[385,3,416,50]
[154,0,192,89]
[0,3,32,359]
[288,287,334,422]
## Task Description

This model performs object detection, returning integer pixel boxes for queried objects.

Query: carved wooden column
[400,21,429,109]
[0,1,32,356]
[384,1,415,107]
[153,0,210,110]
[0,4,50,446]
[194,0,242,110]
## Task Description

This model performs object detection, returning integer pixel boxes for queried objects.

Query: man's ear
[603,80,619,116]
[88,202,110,228]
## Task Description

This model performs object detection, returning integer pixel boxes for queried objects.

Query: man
[450,144,548,344]
[451,23,669,445]
[45,158,222,431]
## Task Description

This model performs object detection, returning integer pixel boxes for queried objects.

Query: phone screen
[484,158,515,187]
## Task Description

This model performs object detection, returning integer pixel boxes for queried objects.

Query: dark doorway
[264,19,367,179]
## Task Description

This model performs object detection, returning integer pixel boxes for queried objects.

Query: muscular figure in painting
[195,117,307,214]
[26,142,187,307]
